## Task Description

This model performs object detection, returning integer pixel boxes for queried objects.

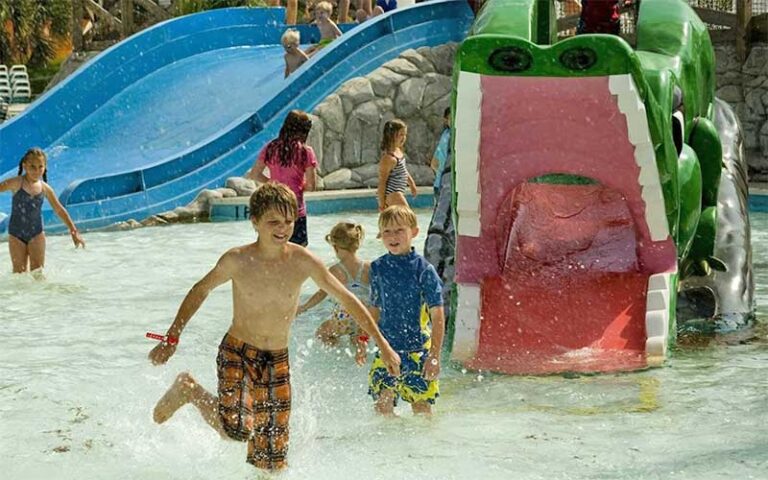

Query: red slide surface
[467,183,649,374]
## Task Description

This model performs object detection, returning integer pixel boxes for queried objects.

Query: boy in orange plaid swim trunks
[148,183,400,471]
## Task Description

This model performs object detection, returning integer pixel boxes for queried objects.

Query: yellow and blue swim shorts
[368,307,439,405]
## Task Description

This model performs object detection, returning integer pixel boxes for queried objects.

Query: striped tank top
[385,153,408,195]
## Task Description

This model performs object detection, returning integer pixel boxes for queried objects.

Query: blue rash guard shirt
[369,248,443,352]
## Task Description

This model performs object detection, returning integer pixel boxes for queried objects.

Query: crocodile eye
[560,47,597,71]
[488,47,533,72]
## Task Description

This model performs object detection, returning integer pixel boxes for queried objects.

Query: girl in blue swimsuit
[0,148,85,273]
[297,221,370,364]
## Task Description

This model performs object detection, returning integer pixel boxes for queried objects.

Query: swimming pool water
[1,211,766,479]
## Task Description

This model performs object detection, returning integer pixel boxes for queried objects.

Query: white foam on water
[0,211,766,479]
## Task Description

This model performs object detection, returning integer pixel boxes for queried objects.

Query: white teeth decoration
[644,271,674,358]
[452,283,482,362]
[610,74,674,361]
[455,71,483,238]
[609,74,669,242]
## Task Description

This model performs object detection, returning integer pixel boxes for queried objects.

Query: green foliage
[28,59,63,94]
[44,0,73,37]
[0,0,72,67]
[173,0,269,15]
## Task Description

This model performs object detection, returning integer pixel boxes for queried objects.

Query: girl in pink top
[247,110,317,246]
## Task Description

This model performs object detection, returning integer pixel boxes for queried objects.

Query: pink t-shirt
[258,142,318,217]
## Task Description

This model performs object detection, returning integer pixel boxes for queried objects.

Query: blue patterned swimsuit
[9,179,44,244]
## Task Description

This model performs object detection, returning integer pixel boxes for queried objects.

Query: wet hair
[443,106,451,118]
[326,221,365,251]
[18,147,48,182]
[316,1,333,13]
[281,29,300,47]
[378,205,417,230]
[264,110,313,168]
[249,182,298,222]
[380,119,407,153]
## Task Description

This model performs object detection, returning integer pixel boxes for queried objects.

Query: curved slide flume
[0,1,474,233]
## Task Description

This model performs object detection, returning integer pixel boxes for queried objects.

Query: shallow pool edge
[209,187,436,221]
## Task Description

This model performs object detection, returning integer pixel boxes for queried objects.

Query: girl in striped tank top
[377,119,418,211]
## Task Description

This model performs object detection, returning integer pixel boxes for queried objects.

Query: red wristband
[357,335,369,343]
[146,332,179,346]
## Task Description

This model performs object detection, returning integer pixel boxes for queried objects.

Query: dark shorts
[216,334,291,470]
[290,215,308,246]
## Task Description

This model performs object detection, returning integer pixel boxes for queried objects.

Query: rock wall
[715,44,768,181]
[307,43,458,190]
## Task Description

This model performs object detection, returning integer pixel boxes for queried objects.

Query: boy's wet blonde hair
[315,1,333,13]
[249,183,298,222]
[326,221,364,251]
[378,205,417,230]
[380,119,407,153]
[281,29,300,47]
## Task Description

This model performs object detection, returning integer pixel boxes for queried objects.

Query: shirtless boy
[281,29,309,77]
[306,1,343,56]
[148,183,400,471]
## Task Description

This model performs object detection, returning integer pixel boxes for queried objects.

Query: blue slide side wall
[2,1,473,233]
[0,8,286,175]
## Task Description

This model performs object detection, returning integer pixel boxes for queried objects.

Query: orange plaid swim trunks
[216,334,291,470]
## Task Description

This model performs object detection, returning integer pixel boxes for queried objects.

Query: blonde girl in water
[376,119,418,211]
[297,221,370,364]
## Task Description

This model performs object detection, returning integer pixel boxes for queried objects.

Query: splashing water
[0,211,766,479]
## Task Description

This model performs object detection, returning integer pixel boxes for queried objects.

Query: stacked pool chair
[0,65,32,121]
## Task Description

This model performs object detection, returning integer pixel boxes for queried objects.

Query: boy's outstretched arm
[308,255,401,375]
[148,253,233,365]
[297,289,328,314]
[423,305,445,380]
[298,264,344,314]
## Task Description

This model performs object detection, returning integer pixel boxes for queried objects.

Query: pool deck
[209,186,436,221]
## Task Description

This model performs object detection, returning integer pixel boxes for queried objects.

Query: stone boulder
[369,68,408,97]
[395,77,427,118]
[315,94,345,133]
[323,168,364,190]
[225,177,257,196]
[310,43,458,188]
[337,77,376,114]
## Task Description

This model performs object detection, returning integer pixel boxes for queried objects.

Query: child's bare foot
[153,372,196,424]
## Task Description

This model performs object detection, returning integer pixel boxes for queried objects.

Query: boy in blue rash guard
[364,205,445,415]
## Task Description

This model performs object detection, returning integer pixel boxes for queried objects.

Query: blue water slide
[0,1,473,233]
